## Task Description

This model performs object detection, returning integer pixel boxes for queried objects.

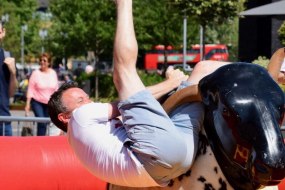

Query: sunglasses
[40,59,48,63]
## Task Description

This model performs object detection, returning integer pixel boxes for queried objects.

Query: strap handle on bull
[162,84,202,114]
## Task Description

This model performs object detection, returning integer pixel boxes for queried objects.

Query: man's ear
[58,113,70,124]
[2,28,6,37]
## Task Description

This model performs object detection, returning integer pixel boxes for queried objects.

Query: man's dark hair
[48,81,78,132]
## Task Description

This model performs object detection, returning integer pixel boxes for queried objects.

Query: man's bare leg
[267,47,285,83]
[186,60,231,84]
[113,0,145,101]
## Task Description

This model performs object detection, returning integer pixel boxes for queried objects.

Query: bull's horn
[162,84,202,114]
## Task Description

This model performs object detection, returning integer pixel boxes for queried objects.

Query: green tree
[48,0,116,62]
[47,0,245,65]
[48,0,201,64]
[205,17,240,61]
[172,0,245,59]
[0,0,40,62]
[133,0,199,50]
[1,0,245,65]
[173,0,245,26]
[279,21,285,46]
[132,0,200,69]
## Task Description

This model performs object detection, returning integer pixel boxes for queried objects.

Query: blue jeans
[31,99,49,136]
[0,122,12,136]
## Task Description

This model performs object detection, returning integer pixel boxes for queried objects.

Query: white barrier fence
[1,116,285,136]
[0,116,61,136]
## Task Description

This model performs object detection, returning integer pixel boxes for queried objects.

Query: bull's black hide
[199,63,285,189]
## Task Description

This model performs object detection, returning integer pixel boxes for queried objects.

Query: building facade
[239,0,285,62]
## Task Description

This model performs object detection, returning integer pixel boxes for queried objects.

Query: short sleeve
[72,102,109,127]
[281,59,285,72]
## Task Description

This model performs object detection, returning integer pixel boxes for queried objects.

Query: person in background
[63,74,72,83]
[267,47,285,84]
[85,64,94,74]
[0,21,18,136]
[25,53,58,136]
[58,63,65,73]
[73,62,84,80]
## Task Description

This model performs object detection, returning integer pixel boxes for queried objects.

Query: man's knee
[194,60,221,73]
[190,61,231,82]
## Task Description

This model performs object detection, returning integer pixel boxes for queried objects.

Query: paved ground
[11,109,32,117]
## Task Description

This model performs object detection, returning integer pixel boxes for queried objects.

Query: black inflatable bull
[109,63,285,190]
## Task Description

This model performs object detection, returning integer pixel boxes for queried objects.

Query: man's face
[62,87,92,113]
[39,56,50,70]
[0,25,6,40]
[59,87,92,124]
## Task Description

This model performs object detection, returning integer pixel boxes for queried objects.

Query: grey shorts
[118,83,204,186]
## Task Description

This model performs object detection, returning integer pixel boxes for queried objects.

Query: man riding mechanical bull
[48,0,285,189]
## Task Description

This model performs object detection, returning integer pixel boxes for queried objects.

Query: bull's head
[199,63,285,189]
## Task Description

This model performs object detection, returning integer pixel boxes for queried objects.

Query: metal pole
[0,116,50,123]
[95,73,98,101]
[183,15,187,68]
[182,15,191,71]
[2,122,4,135]
[199,25,204,61]
[21,27,24,65]
[39,29,47,53]
[21,25,27,66]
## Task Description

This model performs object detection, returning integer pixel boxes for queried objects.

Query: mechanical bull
[109,63,285,190]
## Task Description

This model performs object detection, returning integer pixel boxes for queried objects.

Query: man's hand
[4,57,18,97]
[4,57,16,75]
[146,66,189,100]
[165,66,189,88]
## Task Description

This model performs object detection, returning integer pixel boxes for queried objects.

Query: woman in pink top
[25,53,58,135]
